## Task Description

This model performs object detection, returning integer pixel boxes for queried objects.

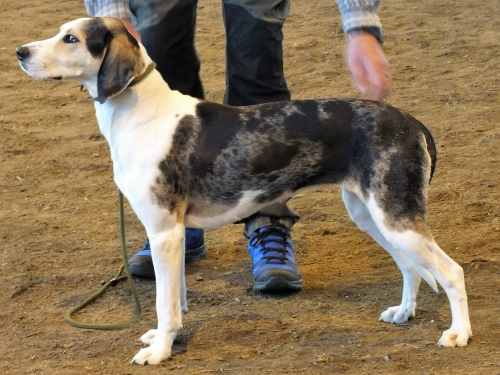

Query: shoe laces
[249,224,291,265]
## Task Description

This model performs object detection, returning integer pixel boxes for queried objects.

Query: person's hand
[345,31,391,101]
[120,18,141,42]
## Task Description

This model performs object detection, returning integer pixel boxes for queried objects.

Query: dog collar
[128,62,157,89]
[85,62,157,102]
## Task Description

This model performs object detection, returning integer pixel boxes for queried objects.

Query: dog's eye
[62,34,79,43]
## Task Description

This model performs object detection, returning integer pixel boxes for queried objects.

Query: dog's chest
[97,109,183,199]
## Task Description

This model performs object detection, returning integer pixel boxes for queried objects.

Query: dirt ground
[1,0,500,374]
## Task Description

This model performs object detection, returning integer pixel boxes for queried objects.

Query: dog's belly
[184,214,242,230]
[184,189,285,229]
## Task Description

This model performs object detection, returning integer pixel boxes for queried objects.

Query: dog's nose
[16,46,30,61]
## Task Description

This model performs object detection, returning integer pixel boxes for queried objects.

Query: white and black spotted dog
[17,17,471,365]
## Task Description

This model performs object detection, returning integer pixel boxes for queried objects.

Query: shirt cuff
[85,0,132,19]
[342,10,382,34]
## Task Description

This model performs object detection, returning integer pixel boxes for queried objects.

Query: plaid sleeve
[84,0,132,19]
[336,0,382,33]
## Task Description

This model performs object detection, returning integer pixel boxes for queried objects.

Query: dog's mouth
[18,61,63,81]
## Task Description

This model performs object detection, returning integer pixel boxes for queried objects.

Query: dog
[17,17,472,365]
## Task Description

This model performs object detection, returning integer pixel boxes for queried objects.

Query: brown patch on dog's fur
[92,17,145,103]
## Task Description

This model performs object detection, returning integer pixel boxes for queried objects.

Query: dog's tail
[417,122,437,183]
[414,122,438,292]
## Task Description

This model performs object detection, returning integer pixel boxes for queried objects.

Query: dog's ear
[84,18,111,60]
[86,18,144,104]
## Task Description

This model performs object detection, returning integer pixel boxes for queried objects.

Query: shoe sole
[254,276,303,292]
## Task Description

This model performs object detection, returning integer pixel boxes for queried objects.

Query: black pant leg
[139,0,205,99]
[223,2,290,106]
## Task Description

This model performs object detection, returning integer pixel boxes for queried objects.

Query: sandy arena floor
[1,0,499,374]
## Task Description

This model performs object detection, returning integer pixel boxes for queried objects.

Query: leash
[67,64,156,328]
[65,191,142,330]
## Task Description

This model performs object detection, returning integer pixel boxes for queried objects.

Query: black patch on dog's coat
[154,115,199,212]
[84,18,140,59]
[152,99,437,230]
[83,18,110,58]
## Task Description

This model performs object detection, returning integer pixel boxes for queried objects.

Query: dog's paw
[437,327,472,348]
[131,329,177,365]
[379,305,414,324]
[139,329,157,346]
[131,343,171,365]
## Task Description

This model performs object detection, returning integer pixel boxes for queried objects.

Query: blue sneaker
[248,224,302,292]
[128,228,206,278]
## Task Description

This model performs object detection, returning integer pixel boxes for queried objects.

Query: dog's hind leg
[342,189,427,324]
[181,238,188,314]
[131,221,185,365]
[364,195,472,347]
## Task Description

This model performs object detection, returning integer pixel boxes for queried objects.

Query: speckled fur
[152,99,436,234]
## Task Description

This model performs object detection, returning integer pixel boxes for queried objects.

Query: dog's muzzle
[16,46,30,61]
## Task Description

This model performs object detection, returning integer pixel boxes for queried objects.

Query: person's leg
[222,0,290,106]
[139,0,204,99]
[223,0,302,292]
[128,0,206,277]
[244,202,302,292]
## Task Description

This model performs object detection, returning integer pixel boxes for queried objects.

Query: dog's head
[17,17,146,103]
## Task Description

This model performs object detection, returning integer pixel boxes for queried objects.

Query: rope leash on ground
[65,191,142,330]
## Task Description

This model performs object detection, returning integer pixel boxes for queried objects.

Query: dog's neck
[82,62,157,102]
[126,62,157,90]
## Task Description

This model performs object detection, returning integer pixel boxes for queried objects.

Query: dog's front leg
[131,223,185,365]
